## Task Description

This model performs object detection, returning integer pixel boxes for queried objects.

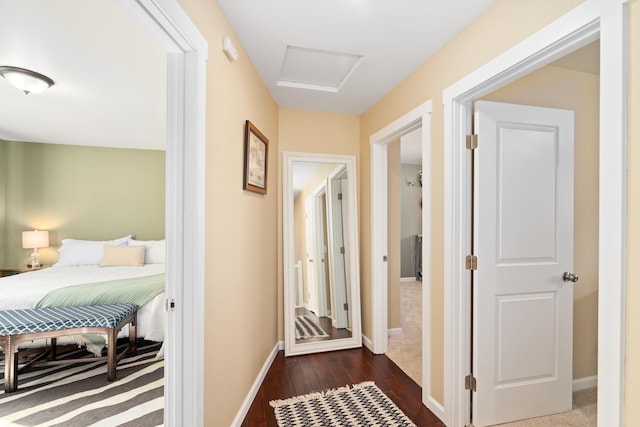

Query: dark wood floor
[242,346,445,426]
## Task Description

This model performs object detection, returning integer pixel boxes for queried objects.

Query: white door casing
[369,100,436,417]
[473,101,574,426]
[305,195,318,313]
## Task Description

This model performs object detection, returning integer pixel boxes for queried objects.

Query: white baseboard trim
[401,277,416,283]
[278,340,285,351]
[573,375,597,392]
[388,327,403,337]
[231,341,280,427]
[362,334,373,352]
[426,396,446,424]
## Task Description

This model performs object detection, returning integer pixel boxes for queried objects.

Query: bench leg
[129,313,137,353]
[107,328,117,381]
[4,336,18,393]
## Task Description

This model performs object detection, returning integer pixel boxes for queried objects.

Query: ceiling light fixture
[0,66,55,94]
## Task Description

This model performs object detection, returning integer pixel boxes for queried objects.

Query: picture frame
[243,120,269,194]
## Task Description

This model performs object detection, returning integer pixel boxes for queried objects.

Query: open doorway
[470,42,599,426]
[443,3,626,426]
[369,99,434,413]
[386,128,424,386]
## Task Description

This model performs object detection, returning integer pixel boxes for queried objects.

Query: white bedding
[0,264,165,343]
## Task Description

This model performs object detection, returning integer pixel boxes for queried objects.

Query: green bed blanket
[36,273,165,309]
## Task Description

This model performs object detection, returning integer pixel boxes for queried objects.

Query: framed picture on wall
[243,120,269,194]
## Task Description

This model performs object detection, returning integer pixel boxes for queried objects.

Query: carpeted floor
[386,279,597,426]
[386,280,422,386]
[0,341,164,427]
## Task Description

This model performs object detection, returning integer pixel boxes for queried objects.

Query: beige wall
[278,109,360,339]
[359,0,585,404]
[176,1,280,425]
[0,140,165,267]
[626,1,640,424]
[482,64,599,379]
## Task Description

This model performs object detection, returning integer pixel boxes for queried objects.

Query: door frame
[312,183,329,317]
[117,1,207,425]
[370,100,437,415]
[442,1,627,426]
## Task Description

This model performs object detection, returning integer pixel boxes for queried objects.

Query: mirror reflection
[284,152,361,356]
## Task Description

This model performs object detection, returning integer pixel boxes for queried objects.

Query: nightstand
[0,265,50,278]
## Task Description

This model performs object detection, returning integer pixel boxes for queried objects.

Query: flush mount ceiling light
[0,66,55,94]
[277,46,362,93]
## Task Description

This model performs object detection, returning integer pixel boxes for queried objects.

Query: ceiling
[217,0,495,116]
[0,0,166,150]
[0,1,600,152]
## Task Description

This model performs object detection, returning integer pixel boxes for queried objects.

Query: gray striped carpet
[0,341,163,426]
[295,315,329,339]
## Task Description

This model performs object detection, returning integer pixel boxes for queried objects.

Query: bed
[0,236,166,355]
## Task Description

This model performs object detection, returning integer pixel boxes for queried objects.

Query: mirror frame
[283,151,362,356]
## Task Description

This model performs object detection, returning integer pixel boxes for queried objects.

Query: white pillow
[128,239,166,264]
[55,235,131,266]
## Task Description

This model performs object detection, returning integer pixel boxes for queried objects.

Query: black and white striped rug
[0,342,163,426]
[295,315,329,339]
[270,381,416,427]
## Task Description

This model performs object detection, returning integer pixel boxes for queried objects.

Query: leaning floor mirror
[283,152,362,356]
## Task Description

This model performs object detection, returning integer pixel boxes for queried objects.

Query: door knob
[562,272,579,283]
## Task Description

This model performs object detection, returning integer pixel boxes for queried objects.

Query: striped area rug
[295,315,329,339]
[0,341,163,426]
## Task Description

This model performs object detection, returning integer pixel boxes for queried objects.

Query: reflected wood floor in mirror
[242,346,445,426]
[295,307,351,342]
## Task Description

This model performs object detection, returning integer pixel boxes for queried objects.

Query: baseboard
[278,340,285,351]
[400,277,416,283]
[426,396,446,424]
[573,375,597,392]
[388,327,403,337]
[362,334,373,352]
[231,341,280,427]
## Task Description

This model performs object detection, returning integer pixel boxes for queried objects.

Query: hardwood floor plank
[242,346,445,426]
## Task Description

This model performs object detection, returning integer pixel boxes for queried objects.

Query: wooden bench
[0,303,138,393]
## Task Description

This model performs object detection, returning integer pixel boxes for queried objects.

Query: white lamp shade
[22,230,50,249]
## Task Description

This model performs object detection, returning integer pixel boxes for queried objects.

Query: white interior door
[473,101,575,426]
[328,177,349,329]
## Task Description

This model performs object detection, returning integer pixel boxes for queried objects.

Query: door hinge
[465,255,478,270]
[466,134,478,150]
[343,303,349,310]
[340,246,345,254]
[338,193,343,200]
[166,298,176,311]
[465,374,477,392]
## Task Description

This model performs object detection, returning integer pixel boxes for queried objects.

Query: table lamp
[22,230,49,268]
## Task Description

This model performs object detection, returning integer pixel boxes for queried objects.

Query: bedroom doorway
[117,1,207,425]
[443,3,626,425]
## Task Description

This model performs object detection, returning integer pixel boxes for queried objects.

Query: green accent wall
[0,140,165,267]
